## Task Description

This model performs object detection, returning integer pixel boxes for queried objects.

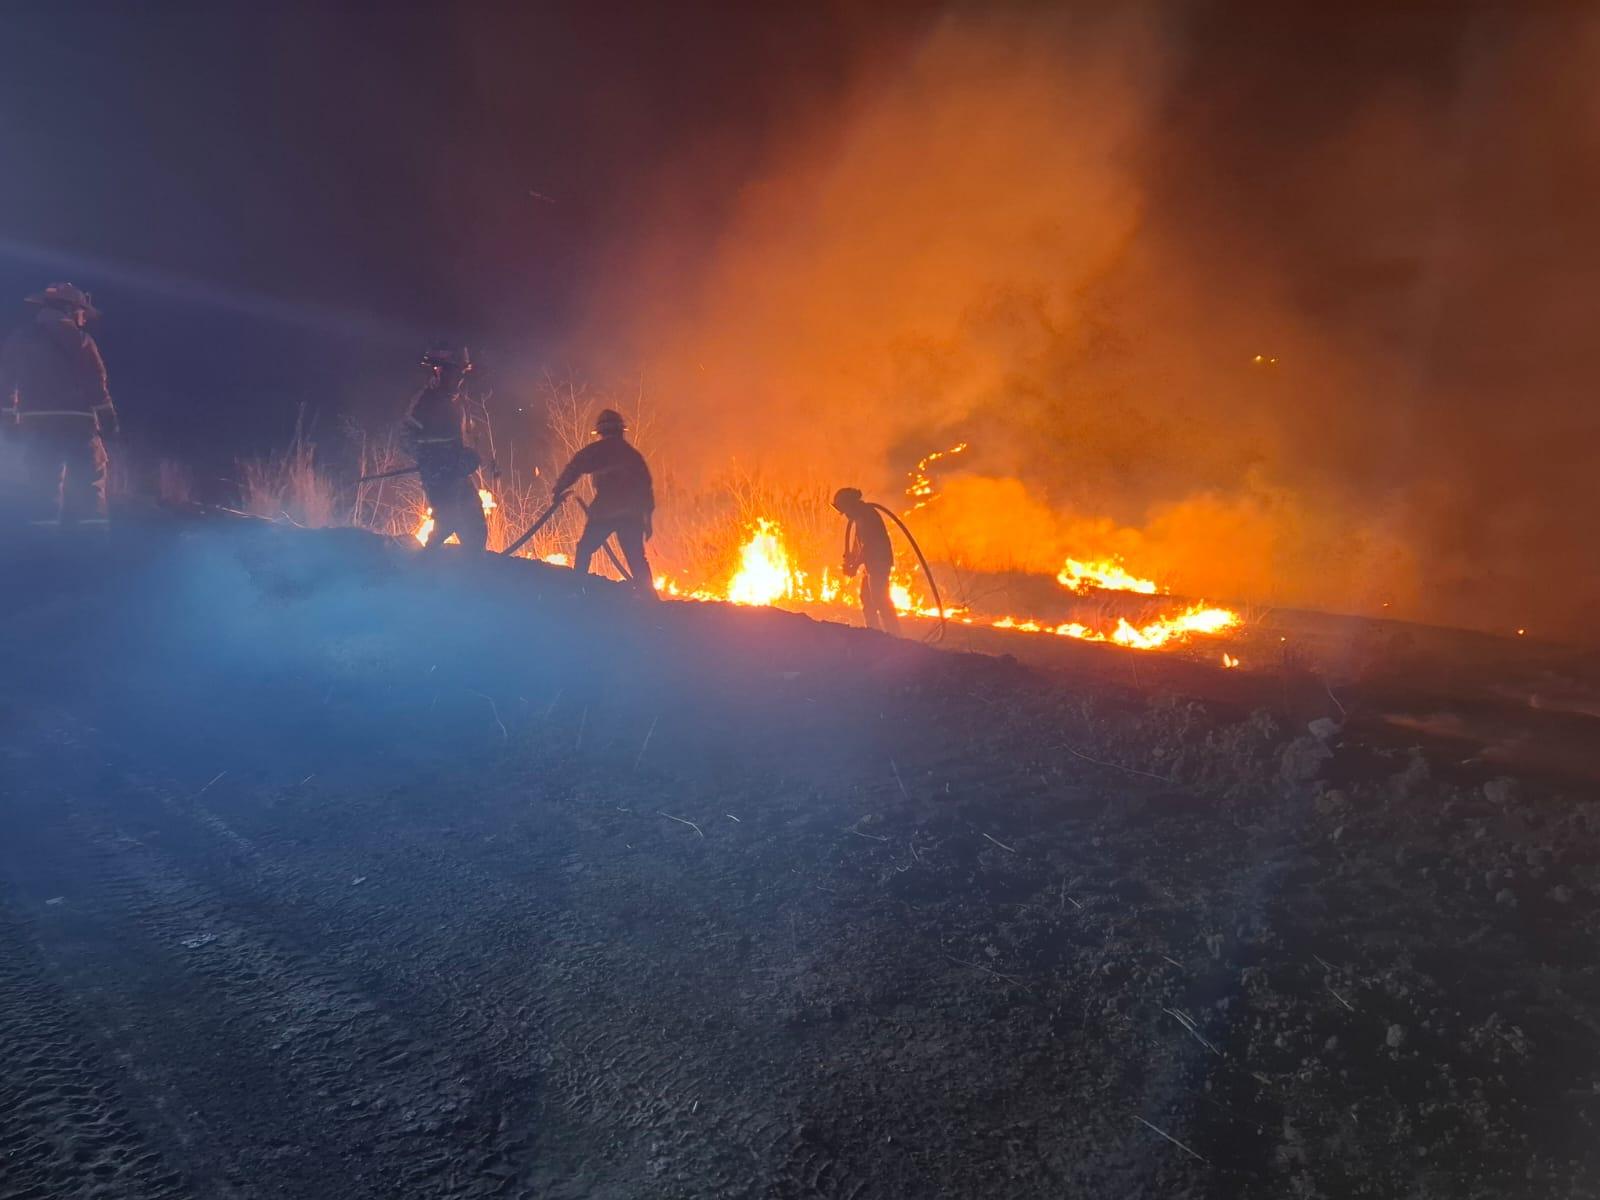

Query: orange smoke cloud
[568,7,1600,642]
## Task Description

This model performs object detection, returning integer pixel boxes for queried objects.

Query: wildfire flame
[1056,557,1161,595]
[727,518,796,606]
[655,513,1241,657]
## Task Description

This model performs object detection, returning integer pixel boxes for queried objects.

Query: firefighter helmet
[25,282,99,318]
[421,342,471,371]
[832,487,864,513]
[593,408,626,436]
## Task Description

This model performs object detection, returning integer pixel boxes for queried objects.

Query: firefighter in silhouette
[0,283,118,528]
[551,408,656,594]
[400,342,488,552]
[832,487,899,635]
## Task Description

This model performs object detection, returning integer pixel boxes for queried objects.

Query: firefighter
[551,408,656,595]
[832,487,900,635]
[400,341,488,552]
[0,283,118,528]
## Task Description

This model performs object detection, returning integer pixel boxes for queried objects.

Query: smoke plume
[572,3,1600,641]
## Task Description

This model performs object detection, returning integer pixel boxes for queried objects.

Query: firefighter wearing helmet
[832,487,900,635]
[0,283,118,528]
[550,408,657,594]
[399,341,488,552]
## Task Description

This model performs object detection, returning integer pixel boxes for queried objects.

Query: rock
[1281,737,1333,783]
[1391,751,1431,799]
[1494,888,1517,909]
[1324,1035,1339,1052]
[1314,789,1350,818]
[1386,1024,1408,1049]
[1307,717,1342,742]
[1483,777,1518,808]
[1547,885,1574,905]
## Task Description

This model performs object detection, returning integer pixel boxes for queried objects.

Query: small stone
[1281,737,1333,783]
[1386,1024,1407,1049]
[1483,778,1518,808]
[1547,885,1574,905]
[1307,717,1342,742]
[1314,789,1349,818]
[1495,888,1517,909]
[1324,1035,1339,1052]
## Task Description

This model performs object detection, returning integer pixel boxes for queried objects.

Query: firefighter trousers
[19,424,107,525]
[422,474,487,552]
[861,568,900,635]
[574,511,655,595]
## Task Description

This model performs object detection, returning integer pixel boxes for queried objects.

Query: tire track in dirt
[0,895,187,1200]
[2,761,541,1198]
[60,717,902,1197]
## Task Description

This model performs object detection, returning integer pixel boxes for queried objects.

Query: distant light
[1252,353,1278,366]
[1516,628,1526,636]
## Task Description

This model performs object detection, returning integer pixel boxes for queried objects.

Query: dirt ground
[2,517,1597,1199]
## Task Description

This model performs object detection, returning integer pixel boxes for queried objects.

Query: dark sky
[0,1,932,461]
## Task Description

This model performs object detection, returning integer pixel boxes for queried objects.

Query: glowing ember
[542,552,571,566]
[1056,557,1160,595]
[905,442,968,512]
[1222,653,1240,668]
[727,518,797,606]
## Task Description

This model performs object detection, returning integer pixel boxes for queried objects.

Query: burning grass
[232,385,1245,663]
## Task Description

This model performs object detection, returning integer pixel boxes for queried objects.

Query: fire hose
[502,493,633,582]
[357,463,420,483]
[502,494,566,556]
[843,504,947,643]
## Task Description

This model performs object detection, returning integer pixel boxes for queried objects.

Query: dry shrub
[157,459,193,507]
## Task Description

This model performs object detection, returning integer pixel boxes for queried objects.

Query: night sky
[0,1,930,466]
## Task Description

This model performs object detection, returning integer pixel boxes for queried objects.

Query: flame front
[1056,557,1160,595]
[652,510,1241,660]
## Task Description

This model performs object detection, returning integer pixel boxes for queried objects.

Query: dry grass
[156,459,193,507]
[236,378,867,597]
[238,416,340,528]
